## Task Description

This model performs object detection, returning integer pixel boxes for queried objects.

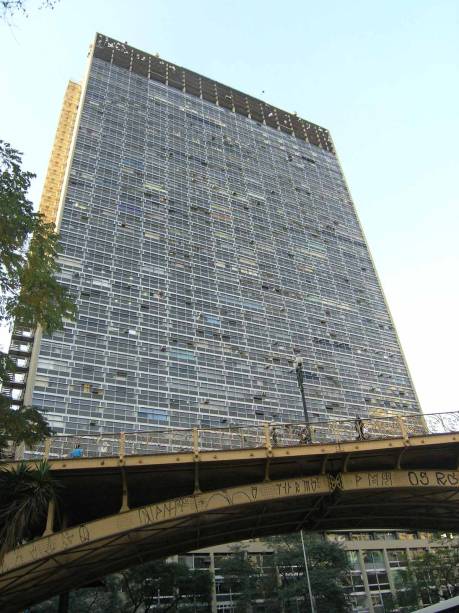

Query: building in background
[184,532,455,613]
[6,33,419,435]
[4,34,430,613]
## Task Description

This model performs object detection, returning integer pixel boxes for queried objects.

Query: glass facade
[28,34,419,435]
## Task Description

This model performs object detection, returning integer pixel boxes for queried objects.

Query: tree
[218,546,280,612]
[393,545,459,610]
[269,533,351,613]
[33,558,212,612]
[0,354,53,457]
[0,460,59,557]
[217,535,350,613]
[1,0,59,20]
[0,140,76,334]
[111,558,212,612]
[0,141,76,454]
[0,404,52,454]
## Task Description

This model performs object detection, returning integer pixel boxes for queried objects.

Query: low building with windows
[174,533,457,613]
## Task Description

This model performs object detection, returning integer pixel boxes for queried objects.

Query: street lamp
[294,357,310,424]
[300,530,316,613]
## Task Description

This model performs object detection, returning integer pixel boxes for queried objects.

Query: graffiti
[62,530,76,548]
[275,477,321,497]
[408,470,459,487]
[138,497,194,526]
[436,471,459,486]
[79,525,90,543]
[136,478,326,529]
[43,537,55,555]
[351,471,403,489]
[29,536,56,562]
[327,474,343,491]
[3,468,459,581]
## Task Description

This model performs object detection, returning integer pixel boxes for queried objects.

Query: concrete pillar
[209,552,218,613]
[357,549,375,613]
[382,549,398,606]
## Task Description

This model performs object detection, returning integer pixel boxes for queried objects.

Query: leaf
[0,460,60,555]
[0,140,77,334]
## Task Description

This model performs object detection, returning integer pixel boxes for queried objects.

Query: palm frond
[0,460,60,556]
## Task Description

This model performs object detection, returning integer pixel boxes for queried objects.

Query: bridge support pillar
[193,428,201,494]
[43,498,55,536]
[358,549,375,613]
[193,461,201,495]
[119,468,130,513]
[264,457,271,482]
[264,422,273,482]
[396,416,409,441]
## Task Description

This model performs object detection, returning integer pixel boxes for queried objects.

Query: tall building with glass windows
[7,33,420,435]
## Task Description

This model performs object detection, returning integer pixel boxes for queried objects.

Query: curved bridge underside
[1,433,459,612]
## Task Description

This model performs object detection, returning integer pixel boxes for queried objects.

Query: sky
[0,0,457,415]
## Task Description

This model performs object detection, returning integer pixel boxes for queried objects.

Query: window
[170,348,196,362]
[387,549,407,568]
[193,555,211,569]
[203,314,221,326]
[363,550,384,570]
[351,532,372,541]
[367,571,390,591]
[373,531,397,541]
[346,551,361,570]
[138,408,168,423]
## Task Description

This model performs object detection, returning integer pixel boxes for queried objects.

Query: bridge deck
[1,425,459,612]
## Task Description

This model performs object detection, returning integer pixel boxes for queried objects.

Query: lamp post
[300,530,316,613]
[294,357,310,424]
[294,358,315,611]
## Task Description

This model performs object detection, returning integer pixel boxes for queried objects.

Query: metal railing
[8,411,457,462]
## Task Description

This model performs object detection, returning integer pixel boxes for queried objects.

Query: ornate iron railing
[7,411,458,462]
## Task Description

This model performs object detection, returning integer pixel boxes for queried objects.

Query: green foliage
[110,558,212,612]
[0,350,52,455]
[0,351,15,392]
[393,545,459,609]
[268,533,351,613]
[0,141,75,454]
[0,403,52,453]
[218,546,280,612]
[0,140,76,334]
[217,535,350,613]
[0,460,59,556]
[33,558,212,612]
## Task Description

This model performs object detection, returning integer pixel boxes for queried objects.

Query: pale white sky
[1,0,458,415]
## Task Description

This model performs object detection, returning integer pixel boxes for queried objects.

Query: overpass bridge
[1,411,459,612]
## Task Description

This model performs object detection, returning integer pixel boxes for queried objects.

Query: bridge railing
[9,411,459,461]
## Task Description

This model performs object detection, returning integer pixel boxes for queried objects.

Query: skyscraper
[8,33,420,436]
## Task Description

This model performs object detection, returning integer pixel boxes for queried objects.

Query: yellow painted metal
[3,431,457,474]
[42,498,55,537]
[119,468,129,513]
[1,468,458,576]
[0,431,459,612]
